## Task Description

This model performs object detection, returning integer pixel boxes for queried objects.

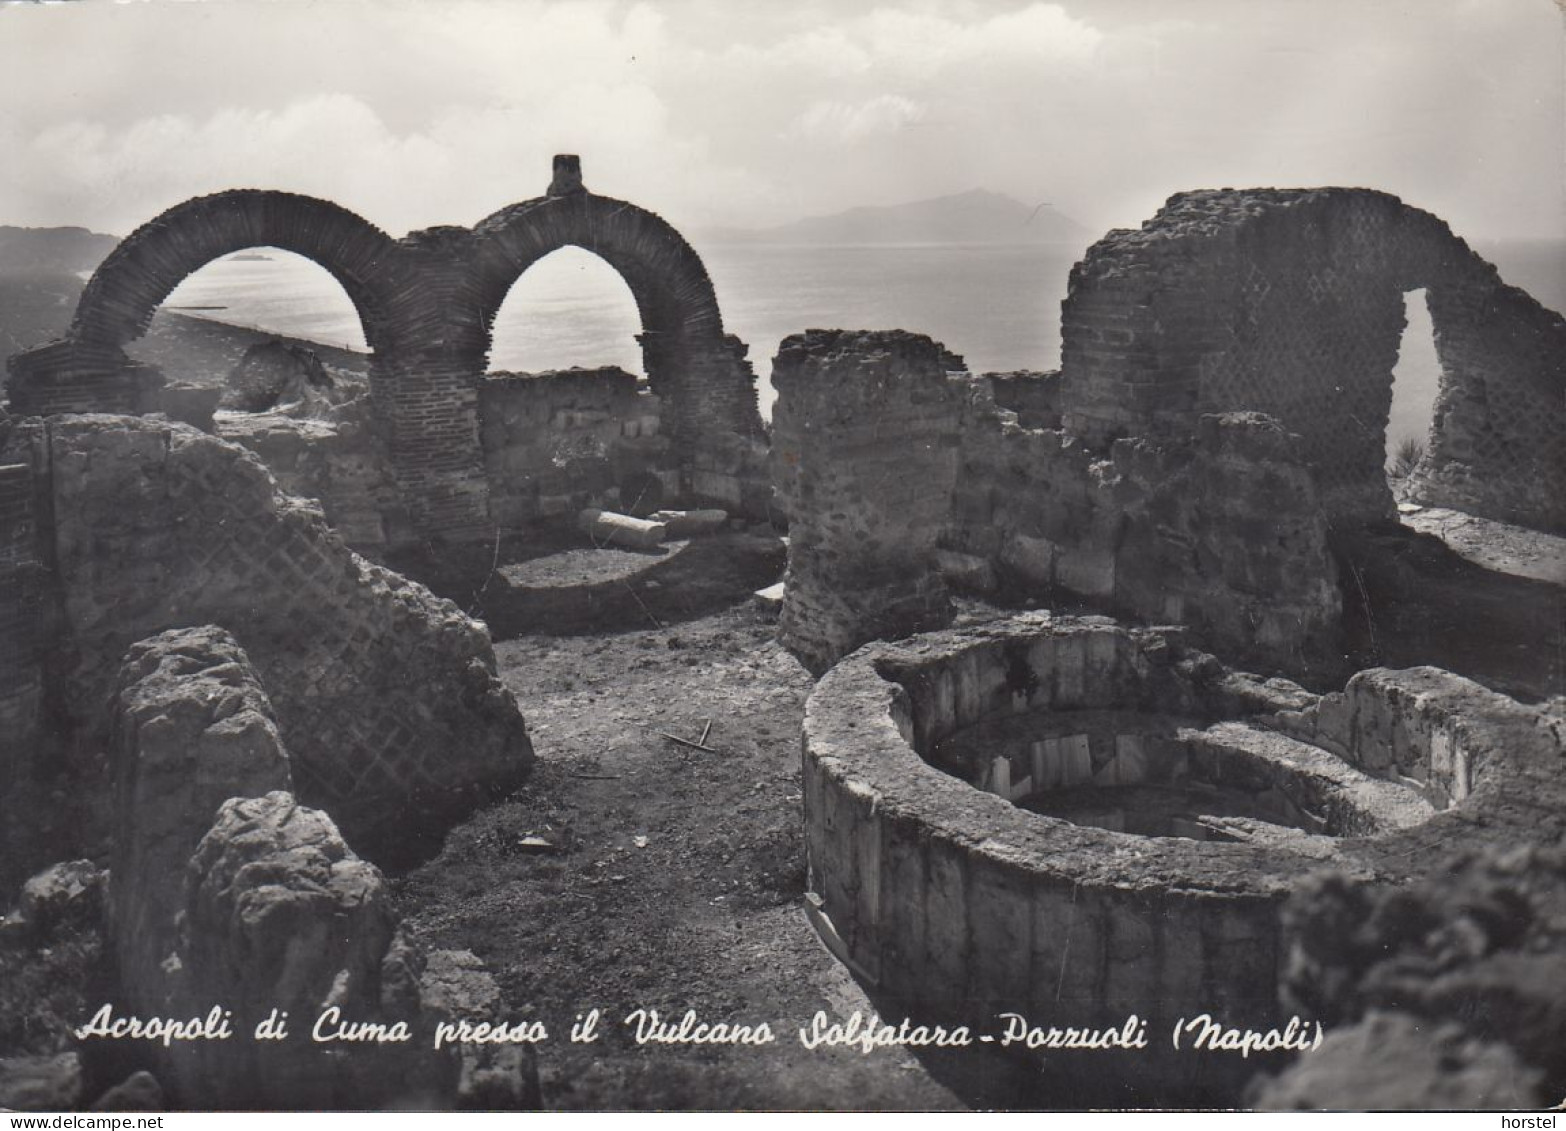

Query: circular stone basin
[799,613,1532,1104]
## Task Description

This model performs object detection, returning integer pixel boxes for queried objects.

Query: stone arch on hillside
[1057,188,1566,532]
[5,158,767,539]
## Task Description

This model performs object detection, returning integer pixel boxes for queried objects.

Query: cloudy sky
[0,0,1561,241]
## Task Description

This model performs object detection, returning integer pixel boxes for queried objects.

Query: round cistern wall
[800,613,1538,1102]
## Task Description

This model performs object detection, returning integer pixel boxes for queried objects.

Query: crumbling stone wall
[217,369,691,552]
[479,367,671,524]
[103,628,534,1108]
[218,401,407,551]
[1058,189,1566,531]
[6,158,769,543]
[1,414,532,860]
[944,387,1342,679]
[772,330,964,674]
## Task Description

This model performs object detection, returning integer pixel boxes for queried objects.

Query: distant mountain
[0,225,118,276]
[705,189,1089,246]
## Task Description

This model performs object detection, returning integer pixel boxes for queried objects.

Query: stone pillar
[772,329,964,674]
[376,227,494,541]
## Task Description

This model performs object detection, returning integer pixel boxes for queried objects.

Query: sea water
[156,239,1566,450]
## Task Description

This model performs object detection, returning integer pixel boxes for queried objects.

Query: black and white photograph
[0,0,1563,1114]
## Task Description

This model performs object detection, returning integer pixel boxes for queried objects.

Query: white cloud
[790,95,926,145]
[0,0,1559,240]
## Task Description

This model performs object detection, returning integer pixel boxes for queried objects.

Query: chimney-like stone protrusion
[771,329,965,675]
[548,154,585,197]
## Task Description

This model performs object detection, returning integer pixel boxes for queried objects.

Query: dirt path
[394,607,964,1111]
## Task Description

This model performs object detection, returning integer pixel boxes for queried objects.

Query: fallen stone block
[650,508,728,537]
[579,507,667,549]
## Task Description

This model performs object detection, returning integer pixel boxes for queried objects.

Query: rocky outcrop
[772,329,964,674]
[169,791,408,1109]
[1259,839,1566,1108]
[221,340,339,413]
[0,1052,84,1112]
[97,629,534,1110]
[109,626,293,1013]
[2,414,532,862]
[1252,1012,1543,1110]
[16,861,104,939]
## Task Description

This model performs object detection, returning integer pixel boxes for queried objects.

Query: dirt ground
[393,600,968,1111]
[390,507,1563,1112]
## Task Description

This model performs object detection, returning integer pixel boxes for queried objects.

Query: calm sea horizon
[154,238,1566,451]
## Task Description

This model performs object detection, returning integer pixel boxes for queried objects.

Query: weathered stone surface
[944,382,1342,680]
[1279,842,1566,1099]
[18,860,104,938]
[419,949,540,1110]
[0,1052,83,1112]
[170,790,407,1109]
[13,414,531,861]
[1057,188,1565,532]
[480,368,672,525]
[110,626,292,1014]
[650,508,728,537]
[90,1071,165,1112]
[1251,1012,1543,1111]
[218,399,403,550]
[773,329,964,674]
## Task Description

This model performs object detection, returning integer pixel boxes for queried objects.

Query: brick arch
[71,190,401,355]
[471,192,725,344]
[7,162,769,539]
[1057,188,1566,531]
[470,191,760,446]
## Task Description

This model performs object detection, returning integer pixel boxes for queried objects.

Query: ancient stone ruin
[2,174,1562,1110]
[801,613,1565,1104]
[5,158,770,545]
[770,188,1564,1107]
[1056,189,1565,532]
[771,330,965,674]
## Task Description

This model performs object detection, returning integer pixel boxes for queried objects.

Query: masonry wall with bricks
[771,329,965,674]
[0,414,534,863]
[5,158,773,543]
[478,366,672,524]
